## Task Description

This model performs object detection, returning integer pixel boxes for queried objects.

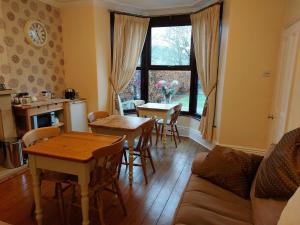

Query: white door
[269,21,300,143]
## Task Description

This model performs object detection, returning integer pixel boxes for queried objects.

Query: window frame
[111,13,202,118]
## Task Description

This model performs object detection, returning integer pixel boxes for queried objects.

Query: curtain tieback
[114,93,120,111]
[202,84,217,117]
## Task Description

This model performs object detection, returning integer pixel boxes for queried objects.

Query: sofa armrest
[191,152,208,174]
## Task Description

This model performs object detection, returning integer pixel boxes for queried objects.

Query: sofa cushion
[174,205,252,225]
[250,144,287,225]
[196,146,263,199]
[277,187,300,225]
[251,194,287,225]
[174,174,253,225]
[255,128,300,199]
[191,152,208,174]
[187,175,251,207]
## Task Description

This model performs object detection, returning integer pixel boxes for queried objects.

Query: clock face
[24,20,48,47]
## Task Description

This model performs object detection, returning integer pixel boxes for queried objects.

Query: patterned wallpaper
[0,0,65,96]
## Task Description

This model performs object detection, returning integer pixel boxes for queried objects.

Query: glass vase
[164,94,172,104]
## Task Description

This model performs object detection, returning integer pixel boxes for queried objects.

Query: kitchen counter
[12,98,69,109]
[13,98,70,137]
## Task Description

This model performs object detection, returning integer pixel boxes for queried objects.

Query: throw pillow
[255,128,300,200]
[197,146,263,199]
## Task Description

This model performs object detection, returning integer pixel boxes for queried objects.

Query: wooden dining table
[137,103,177,147]
[89,115,150,186]
[24,132,121,225]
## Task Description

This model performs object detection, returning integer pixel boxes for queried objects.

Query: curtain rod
[111,0,223,18]
[110,10,149,18]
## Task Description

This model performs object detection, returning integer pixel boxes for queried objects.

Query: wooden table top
[89,115,150,131]
[137,103,177,111]
[24,132,122,162]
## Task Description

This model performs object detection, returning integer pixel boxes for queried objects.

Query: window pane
[151,26,192,66]
[119,70,141,110]
[148,70,191,111]
[197,80,206,114]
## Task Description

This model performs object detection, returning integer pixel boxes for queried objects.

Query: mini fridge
[65,99,88,132]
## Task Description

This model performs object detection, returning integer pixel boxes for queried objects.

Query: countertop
[12,98,87,109]
[12,98,69,109]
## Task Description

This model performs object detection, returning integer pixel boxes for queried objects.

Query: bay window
[113,14,205,117]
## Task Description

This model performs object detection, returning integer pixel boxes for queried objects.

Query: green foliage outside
[151,26,192,66]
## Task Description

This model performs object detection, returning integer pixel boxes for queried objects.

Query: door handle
[268,114,274,120]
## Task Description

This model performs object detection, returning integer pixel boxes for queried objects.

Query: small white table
[24,132,121,225]
[137,103,177,147]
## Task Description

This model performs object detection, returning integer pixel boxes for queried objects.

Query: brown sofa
[173,147,288,225]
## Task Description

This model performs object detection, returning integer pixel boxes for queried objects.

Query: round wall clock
[24,20,48,47]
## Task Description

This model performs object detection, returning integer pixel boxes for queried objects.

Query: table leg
[29,157,43,225]
[78,167,90,225]
[162,114,168,148]
[128,136,134,186]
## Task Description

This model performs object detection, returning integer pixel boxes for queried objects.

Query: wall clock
[24,20,48,47]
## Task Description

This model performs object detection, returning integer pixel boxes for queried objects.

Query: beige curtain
[191,4,221,141]
[109,14,149,115]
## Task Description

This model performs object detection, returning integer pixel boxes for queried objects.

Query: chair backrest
[133,100,145,117]
[91,135,126,183]
[170,103,182,125]
[22,127,60,147]
[88,111,110,123]
[136,119,155,152]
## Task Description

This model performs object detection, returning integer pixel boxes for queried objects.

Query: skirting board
[177,126,215,150]
[177,126,266,156]
[0,164,28,183]
[215,143,266,156]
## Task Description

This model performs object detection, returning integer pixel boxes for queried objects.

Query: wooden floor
[0,137,207,225]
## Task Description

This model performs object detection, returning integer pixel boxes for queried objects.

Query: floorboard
[0,137,208,225]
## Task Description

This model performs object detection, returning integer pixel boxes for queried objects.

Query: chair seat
[157,119,177,125]
[89,167,116,189]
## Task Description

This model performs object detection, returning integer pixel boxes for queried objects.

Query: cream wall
[61,2,111,113]
[94,5,111,111]
[215,0,285,149]
[61,3,99,113]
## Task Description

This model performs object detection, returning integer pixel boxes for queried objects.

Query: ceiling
[40,0,218,16]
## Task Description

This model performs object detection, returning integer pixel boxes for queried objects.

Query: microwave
[32,112,56,129]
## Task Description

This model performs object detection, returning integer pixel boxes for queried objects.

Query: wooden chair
[133,100,160,146]
[118,119,156,184]
[132,100,145,117]
[67,136,127,225]
[88,111,110,123]
[22,127,74,225]
[157,104,182,148]
[88,110,128,165]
